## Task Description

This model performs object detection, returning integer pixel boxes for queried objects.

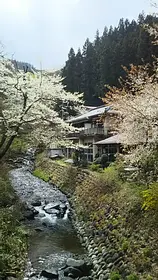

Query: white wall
[84,123,91,129]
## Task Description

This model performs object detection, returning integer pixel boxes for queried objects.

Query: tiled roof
[67,106,110,123]
[95,134,120,145]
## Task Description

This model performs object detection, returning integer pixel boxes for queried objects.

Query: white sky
[0,0,156,69]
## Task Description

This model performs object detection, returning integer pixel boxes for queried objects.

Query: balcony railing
[81,127,105,135]
[67,127,106,138]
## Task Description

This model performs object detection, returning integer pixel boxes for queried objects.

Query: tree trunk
[0,133,7,149]
[0,134,16,159]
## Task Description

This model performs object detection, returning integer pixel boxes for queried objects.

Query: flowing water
[9,154,85,279]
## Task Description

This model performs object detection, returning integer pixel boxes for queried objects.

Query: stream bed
[9,155,86,280]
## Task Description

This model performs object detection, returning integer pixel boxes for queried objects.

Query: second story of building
[66,105,116,139]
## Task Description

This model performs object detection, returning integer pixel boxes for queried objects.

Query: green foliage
[0,165,16,207]
[146,275,153,280]
[10,137,28,153]
[33,168,50,182]
[126,274,139,280]
[143,247,153,258]
[110,271,121,280]
[89,163,102,172]
[103,164,120,190]
[0,165,27,278]
[121,240,129,251]
[33,154,158,279]
[60,166,78,194]
[0,178,16,207]
[0,208,27,278]
[136,150,158,184]
[142,182,158,211]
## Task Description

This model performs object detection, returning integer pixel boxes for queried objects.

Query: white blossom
[0,55,83,157]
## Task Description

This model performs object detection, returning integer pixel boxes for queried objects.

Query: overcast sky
[0,0,156,69]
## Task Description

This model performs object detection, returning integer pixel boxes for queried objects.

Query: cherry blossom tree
[0,57,83,159]
[103,59,158,178]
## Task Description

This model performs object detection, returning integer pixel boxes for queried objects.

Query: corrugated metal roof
[67,106,110,123]
[95,134,120,145]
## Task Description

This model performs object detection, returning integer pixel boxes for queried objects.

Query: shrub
[33,168,50,182]
[0,165,27,278]
[100,154,109,169]
[90,163,102,172]
[146,276,153,280]
[143,247,153,258]
[142,182,158,211]
[126,274,139,280]
[103,164,120,191]
[80,153,88,168]
[122,240,129,251]
[0,208,27,278]
[0,179,16,207]
[133,150,158,184]
[0,165,17,207]
[110,271,121,280]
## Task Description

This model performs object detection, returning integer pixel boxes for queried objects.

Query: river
[9,154,85,280]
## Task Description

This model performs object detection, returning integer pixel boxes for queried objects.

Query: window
[88,154,93,162]
[84,142,93,162]
[98,144,118,163]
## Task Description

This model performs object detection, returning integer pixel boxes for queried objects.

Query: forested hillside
[62,14,158,106]
[12,60,36,72]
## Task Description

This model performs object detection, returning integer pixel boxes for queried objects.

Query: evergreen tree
[74,48,83,93]
[82,38,97,105]
[61,14,158,106]
[62,48,76,92]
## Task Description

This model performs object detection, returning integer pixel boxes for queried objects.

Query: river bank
[0,163,27,279]
[33,153,158,280]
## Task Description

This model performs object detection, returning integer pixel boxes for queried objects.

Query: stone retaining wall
[34,157,158,280]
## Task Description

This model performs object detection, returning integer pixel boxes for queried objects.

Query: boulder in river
[38,213,46,218]
[66,258,92,276]
[40,269,58,279]
[64,267,83,278]
[66,258,84,268]
[35,228,43,232]
[60,203,67,211]
[31,199,41,207]
[23,205,39,220]
[43,202,68,218]
[45,208,60,215]
[44,202,61,211]
[23,209,35,220]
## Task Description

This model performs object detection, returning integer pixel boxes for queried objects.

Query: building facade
[67,106,120,163]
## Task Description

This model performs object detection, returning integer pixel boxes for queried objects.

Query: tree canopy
[62,14,158,106]
[0,57,83,159]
